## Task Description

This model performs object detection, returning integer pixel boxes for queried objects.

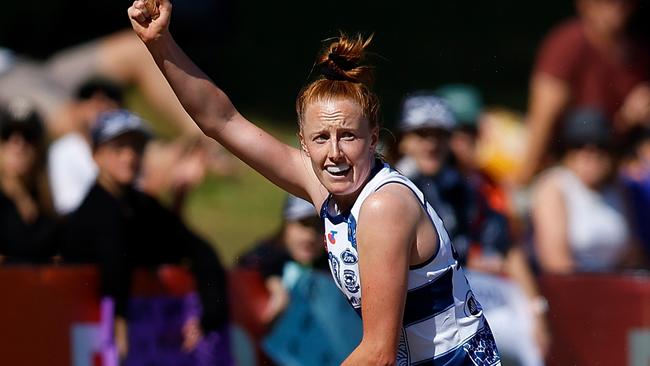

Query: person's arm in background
[341,186,419,366]
[531,174,573,273]
[617,82,650,131]
[515,22,579,186]
[504,245,551,356]
[515,73,570,185]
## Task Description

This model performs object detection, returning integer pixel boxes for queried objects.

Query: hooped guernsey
[321,160,501,365]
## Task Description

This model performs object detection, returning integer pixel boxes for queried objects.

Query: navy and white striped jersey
[321,160,500,365]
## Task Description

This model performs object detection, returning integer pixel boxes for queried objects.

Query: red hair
[296,33,380,130]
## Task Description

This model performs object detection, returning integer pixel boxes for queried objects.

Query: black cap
[561,107,612,150]
[91,109,152,148]
[0,98,45,144]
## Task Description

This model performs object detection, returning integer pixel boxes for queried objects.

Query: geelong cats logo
[343,269,360,293]
[340,249,358,264]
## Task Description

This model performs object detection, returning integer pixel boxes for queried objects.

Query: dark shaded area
[1,0,648,128]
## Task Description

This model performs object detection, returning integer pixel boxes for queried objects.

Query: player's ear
[298,131,311,157]
[370,126,379,150]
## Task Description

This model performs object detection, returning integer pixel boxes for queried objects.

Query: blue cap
[282,194,317,221]
[91,109,152,147]
[398,92,457,132]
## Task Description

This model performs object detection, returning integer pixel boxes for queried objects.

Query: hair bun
[318,33,374,84]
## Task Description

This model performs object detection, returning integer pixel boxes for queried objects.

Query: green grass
[184,123,299,267]
[127,88,301,266]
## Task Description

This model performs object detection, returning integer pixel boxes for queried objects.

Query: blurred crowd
[1,0,649,365]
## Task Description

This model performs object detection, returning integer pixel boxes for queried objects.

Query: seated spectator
[60,110,228,359]
[48,77,124,215]
[531,108,641,273]
[0,98,61,262]
[238,194,327,324]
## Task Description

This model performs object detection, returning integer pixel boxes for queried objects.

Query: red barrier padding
[540,273,650,366]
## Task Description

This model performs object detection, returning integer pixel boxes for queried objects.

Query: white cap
[398,92,457,132]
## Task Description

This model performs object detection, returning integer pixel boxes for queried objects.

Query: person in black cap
[61,109,229,359]
[0,98,61,262]
[531,107,644,274]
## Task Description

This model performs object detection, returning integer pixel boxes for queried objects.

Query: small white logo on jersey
[340,249,358,264]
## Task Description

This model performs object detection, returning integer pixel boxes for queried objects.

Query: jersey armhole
[373,181,441,269]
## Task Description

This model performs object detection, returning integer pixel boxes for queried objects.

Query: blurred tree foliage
[2,0,648,128]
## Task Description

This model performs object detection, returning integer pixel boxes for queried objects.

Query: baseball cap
[0,97,44,144]
[434,83,483,126]
[398,92,457,132]
[282,194,317,221]
[561,107,612,150]
[91,109,152,148]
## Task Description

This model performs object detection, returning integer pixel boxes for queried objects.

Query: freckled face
[301,99,378,202]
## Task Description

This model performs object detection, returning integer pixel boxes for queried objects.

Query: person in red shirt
[516,0,650,185]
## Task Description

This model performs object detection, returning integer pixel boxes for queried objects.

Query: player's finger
[133,0,151,18]
[128,5,148,25]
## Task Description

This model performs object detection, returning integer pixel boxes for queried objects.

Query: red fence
[540,273,650,366]
[1,265,649,365]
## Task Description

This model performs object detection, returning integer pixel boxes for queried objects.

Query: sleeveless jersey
[321,161,501,365]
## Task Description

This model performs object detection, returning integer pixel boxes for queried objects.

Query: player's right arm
[127,0,320,202]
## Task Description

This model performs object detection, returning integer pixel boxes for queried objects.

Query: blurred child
[238,194,327,324]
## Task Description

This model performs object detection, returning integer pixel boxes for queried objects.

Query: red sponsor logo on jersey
[327,230,337,245]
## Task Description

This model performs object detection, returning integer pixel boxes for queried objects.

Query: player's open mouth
[326,164,351,177]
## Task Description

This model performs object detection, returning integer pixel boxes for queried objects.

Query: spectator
[60,110,229,360]
[48,77,123,215]
[48,76,228,216]
[517,0,650,185]
[238,194,327,324]
[396,91,550,365]
[531,108,641,273]
[394,92,504,262]
[0,98,61,262]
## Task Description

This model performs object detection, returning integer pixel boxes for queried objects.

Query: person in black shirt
[0,98,61,262]
[61,109,228,358]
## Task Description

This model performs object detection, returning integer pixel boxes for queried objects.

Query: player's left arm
[341,185,420,366]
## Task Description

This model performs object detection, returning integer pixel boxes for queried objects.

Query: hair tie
[320,64,349,81]
[328,53,355,71]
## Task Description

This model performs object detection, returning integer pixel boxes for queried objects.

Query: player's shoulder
[360,183,422,222]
